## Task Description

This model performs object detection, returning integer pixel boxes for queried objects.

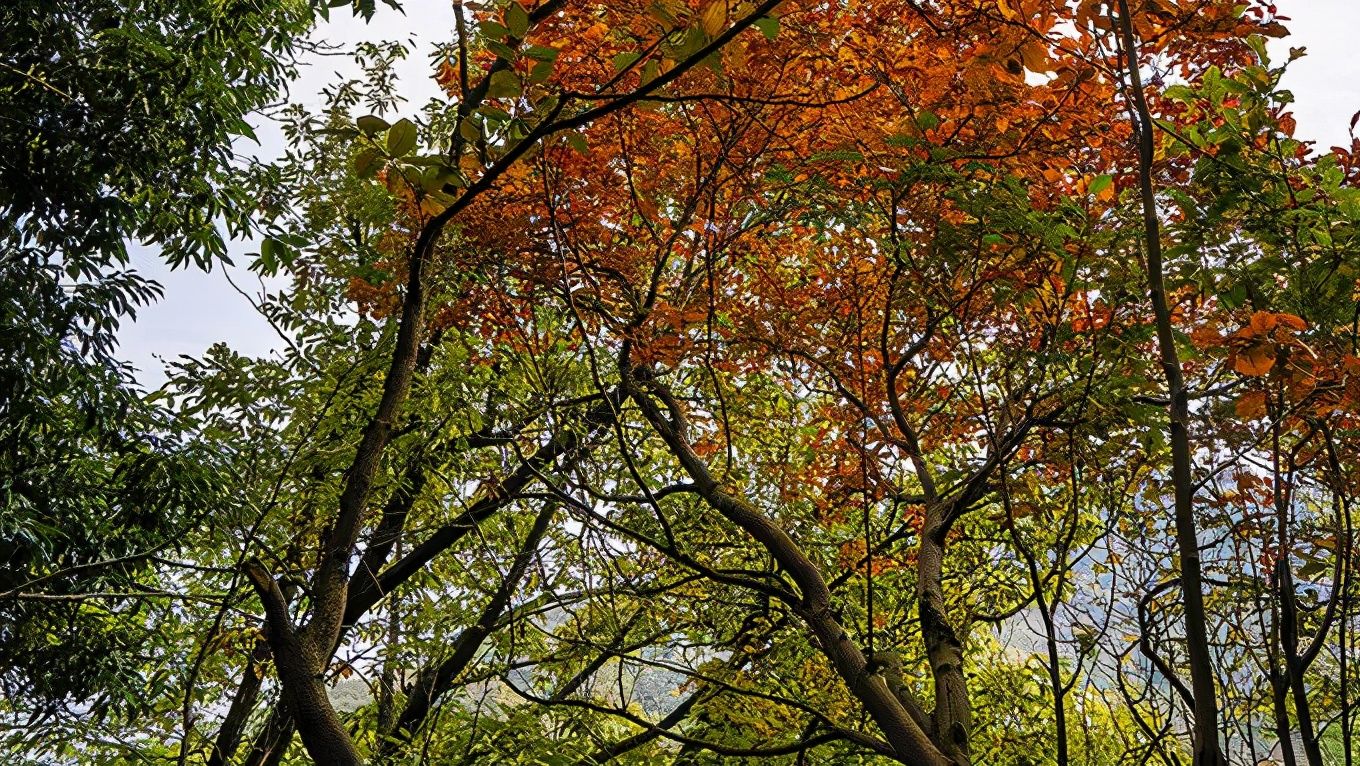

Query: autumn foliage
[315,1,1360,764]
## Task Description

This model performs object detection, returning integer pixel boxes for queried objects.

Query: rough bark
[243,560,361,766]
[919,511,970,765]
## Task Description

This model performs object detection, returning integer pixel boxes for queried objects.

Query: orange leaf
[1019,40,1055,73]
[1275,312,1307,331]
[1249,310,1278,335]
[1234,344,1276,377]
[1190,324,1222,349]
[700,1,726,36]
[1279,114,1297,137]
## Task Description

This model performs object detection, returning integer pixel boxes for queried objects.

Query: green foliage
[0,250,229,711]
[0,0,312,267]
[0,0,311,719]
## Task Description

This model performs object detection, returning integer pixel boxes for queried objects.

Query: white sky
[117,0,1360,387]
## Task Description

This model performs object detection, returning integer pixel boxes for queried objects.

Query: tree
[8,1,1360,765]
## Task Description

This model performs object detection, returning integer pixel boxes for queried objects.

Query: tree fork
[625,370,954,765]
[243,560,362,766]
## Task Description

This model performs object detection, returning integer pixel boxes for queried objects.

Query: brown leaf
[1275,312,1307,330]
[1234,390,1267,419]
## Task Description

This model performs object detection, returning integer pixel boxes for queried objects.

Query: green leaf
[386,118,418,156]
[640,59,660,85]
[479,21,510,40]
[525,44,559,62]
[481,105,512,123]
[485,40,518,62]
[231,118,259,143]
[1219,281,1248,310]
[1162,84,1194,103]
[528,59,554,84]
[418,165,457,193]
[612,51,641,72]
[1299,558,1330,580]
[1246,34,1269,66]
[356,115,390,135]
[258,237,292,274]
[488,69,522,99]
[673,26,707,60]
[1088,174,1113,196]
[506,3,530,39]
[753,16,780,41]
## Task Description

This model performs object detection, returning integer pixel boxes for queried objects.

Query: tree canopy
[4,1,1360,765]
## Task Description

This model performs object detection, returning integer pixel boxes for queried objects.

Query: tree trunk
[1113,3,1224,763]
[919,510,970,765]
[206,643,264,766]
[243,560,361,766]
[628,375,952,765]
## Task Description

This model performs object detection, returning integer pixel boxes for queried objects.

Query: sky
[116,0,1360,387]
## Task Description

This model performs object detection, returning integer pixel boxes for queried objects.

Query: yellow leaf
[700,1,726,36]
[419,196,447,216]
